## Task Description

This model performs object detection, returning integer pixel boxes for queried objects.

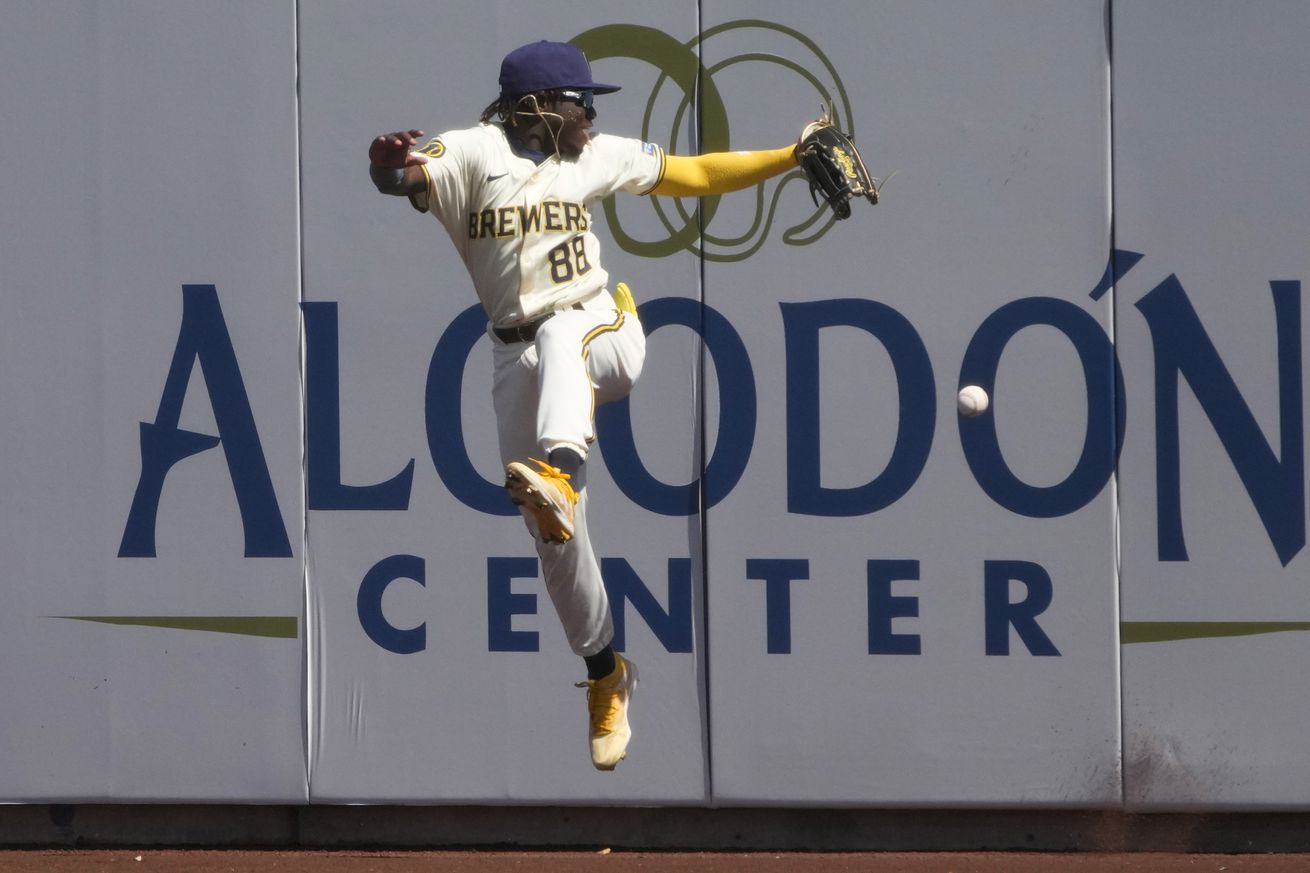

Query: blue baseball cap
[498,40,620,98]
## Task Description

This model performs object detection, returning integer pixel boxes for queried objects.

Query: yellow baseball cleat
[505,458,579,544]
[577,654,637,770]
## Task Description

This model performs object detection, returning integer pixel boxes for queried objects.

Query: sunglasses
[559,89,596,119]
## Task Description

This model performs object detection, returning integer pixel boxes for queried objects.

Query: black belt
[493,302,585,344]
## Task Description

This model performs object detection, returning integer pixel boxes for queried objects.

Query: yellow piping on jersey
[640,147,669,196]
[408,161,436,214]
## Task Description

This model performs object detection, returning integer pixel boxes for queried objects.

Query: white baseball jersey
[410,123,666,326]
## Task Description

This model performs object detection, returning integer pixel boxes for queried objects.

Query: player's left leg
[493,327,637,769]
[510,438,635,770]
[531,473,612,655]
[534,489,635,770]
[491,351,615,667]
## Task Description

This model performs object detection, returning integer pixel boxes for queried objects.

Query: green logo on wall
[54,615,297,639]
[572,21,858,261]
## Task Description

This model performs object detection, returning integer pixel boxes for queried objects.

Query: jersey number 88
[547,235,592,284]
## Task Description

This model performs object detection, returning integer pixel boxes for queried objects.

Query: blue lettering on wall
[1088,249,1144,301]
[1135,277,1304,566]
[119,284,291,557]
[959,297,1125,518]
[302,301,414,510]
[597,297,757,515]
[357,553,426,654]
[487,557,540,652]
[782,299,935,516]
[983,560,1060,656]
[132,261,1308,580]
[867,560,921,655]
[425,304,516,515]
[600,557,693,653]
[746,558,809,654]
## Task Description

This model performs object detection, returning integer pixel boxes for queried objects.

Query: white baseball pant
[490,290,646,657]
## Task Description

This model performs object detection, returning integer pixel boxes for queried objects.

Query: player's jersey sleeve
[408,128,482,220]
[587,134,667,198]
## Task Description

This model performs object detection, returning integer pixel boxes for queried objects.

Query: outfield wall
[1,0,1307,810]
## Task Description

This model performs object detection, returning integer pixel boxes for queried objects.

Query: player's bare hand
[369,130,428,169]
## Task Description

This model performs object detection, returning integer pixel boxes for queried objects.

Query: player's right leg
[533,303,646,466]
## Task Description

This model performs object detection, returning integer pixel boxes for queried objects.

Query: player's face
[548,90,595,158]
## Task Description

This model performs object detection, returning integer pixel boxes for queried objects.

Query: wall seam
[694,0,714,807]
[1106,0,1128,812]
[291,0,314,806]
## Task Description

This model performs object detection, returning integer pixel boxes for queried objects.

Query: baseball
[957,385,990,417]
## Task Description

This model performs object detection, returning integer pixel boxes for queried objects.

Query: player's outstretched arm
[368,129,429,197]
[651,146,798,198]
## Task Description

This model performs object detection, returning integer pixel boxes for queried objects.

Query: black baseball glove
[796,109,879,219]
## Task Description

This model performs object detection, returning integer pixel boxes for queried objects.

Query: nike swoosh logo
[486,173,507,181]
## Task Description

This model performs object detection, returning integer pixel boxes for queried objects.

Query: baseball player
[369,40,800,770]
